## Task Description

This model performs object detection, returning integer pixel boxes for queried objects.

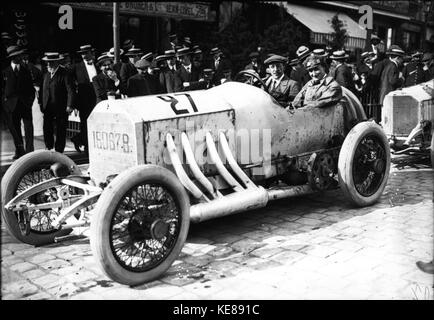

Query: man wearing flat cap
[2,45,35,159]
[92,54,122,103]
[174,47,200,92]
[264,54,300,106]
[289,45,311,86]
[39,52,75,153]
[379,44,405,105]
[70,44,98,153]
[126,59,161,97]
[329,50,356,94]
[292,56,342,109]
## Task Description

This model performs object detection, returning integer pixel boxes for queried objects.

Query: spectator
[329,50,356,94]
[126,59,161,97]
[290,45,311,86]
[159,50,178,93]
[210,47,232,86]
[39,52,75,153]
[2,45,35,159]
[402,51,425,87]
[92,54,122,103]
[245,51,266,78]
[422,52,434,81]
[379,45,405,105]
[107,47,125,76]
[119,47,142,93]
[70,44,98,153]
[174,47,201,91]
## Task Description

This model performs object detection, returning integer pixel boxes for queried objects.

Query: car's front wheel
[338,121,391,206]
[90,164,190,286]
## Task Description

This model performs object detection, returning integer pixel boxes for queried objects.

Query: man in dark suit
[263,55,300,106]
[92,54,122,103]
[379,45,405,105]
[126,59,162,97]
[244,52,266,78]
[159,50,178,93]
[329,50,356,94]
[174,47,201,92]
[402,52,425,87]
[210,47,232,86]
[70,44,98,152]
[422,52,434,81]
[119,47,142,94]
[290,46,311,86]
[2,45,35,159]
[39,52,75,153]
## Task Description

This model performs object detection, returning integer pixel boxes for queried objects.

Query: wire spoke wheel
[91,165,190,286]
[110,183,181,272]
[1,150,80,245]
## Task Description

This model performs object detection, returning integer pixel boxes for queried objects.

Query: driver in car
[291,56,342,109]
[263,54,300,105]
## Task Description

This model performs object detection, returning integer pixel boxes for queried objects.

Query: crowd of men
[2,30,434,160]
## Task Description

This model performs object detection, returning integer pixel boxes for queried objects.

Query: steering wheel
[234,70,269,94]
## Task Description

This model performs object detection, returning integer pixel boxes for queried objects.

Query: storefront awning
[270,2,367,50]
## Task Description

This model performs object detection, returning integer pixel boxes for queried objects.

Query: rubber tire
[338,121,391,207]
[1,150,82,246]
[90,164,190,286]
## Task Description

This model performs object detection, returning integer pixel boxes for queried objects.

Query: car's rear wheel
[90,165,190,286]
[1,150,81,246]
[338,121,391,206]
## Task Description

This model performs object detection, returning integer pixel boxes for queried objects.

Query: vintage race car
[382,79,434,164]
[1,73,391,285]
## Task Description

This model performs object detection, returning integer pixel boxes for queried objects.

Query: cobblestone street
[1,156,433,300]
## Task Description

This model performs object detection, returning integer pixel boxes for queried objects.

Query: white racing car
[1,73,391,285]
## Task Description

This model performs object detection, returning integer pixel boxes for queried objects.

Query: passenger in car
[291,56,342,109]
[264,54,300,106]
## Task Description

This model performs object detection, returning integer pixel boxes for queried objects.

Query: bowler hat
[264,54,287,65]
[77,44,93,54]
[6,45,25,59]
[42,52,63,62]
[135,59,150,70]
[330,50,349,60]
[125,48,143,57]
[107,47,124,58]
[296,46,311,61]
[386,45,405,57]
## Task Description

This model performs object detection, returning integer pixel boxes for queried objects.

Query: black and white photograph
[1,1,433,303]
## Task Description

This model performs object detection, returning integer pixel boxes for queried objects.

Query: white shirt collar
[50,66,60,78]
[11,61,20,71]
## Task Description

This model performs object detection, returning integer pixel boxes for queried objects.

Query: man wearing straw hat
[379,45,405,105]
[289,45,311,86]
[2,45,35,159]
[159,49,178,93]
[174,47,200,92]
[92,53,122,103]
[70,44,98,153]
[329,50,356,93]
[39,52,75,153]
